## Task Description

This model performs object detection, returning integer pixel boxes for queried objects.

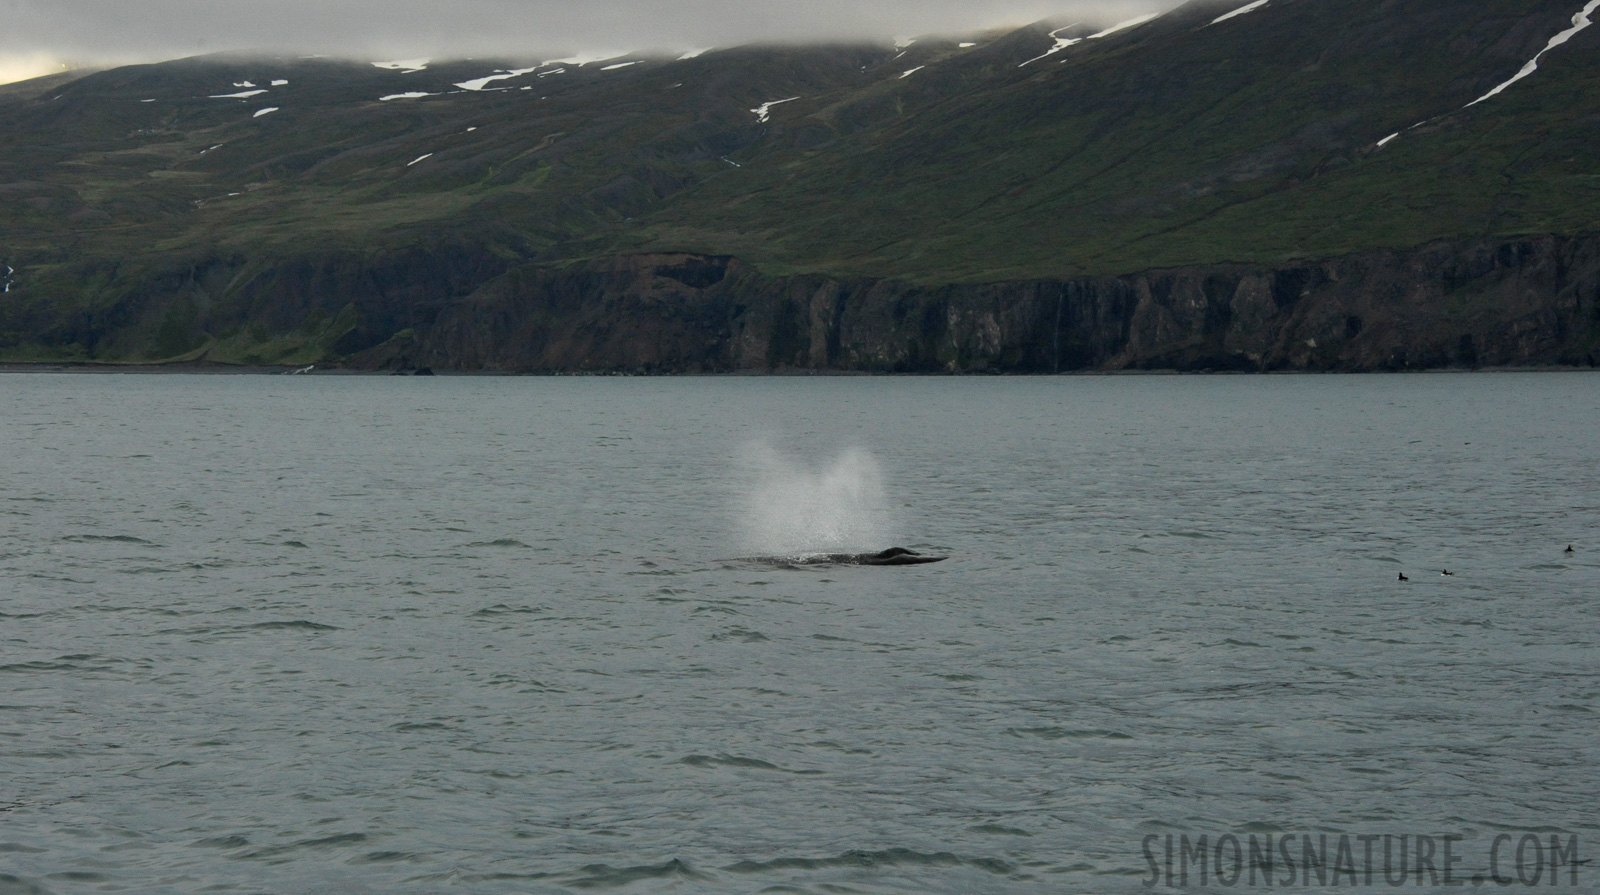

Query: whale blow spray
[735,441,898,556]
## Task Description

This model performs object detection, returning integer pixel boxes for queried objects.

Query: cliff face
[341,235,1600,373]
[6,3,1599,370]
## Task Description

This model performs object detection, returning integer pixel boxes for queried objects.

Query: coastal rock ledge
[10,233,1600,373]
[363,234,1600,373]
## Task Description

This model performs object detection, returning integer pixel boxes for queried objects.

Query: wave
[463,538,531,549]
[562,858,703,889]
[679,753,822,774]
[723,848,1016,876]
[247,620,337,632]
[61,534,157,545]
[1006,726,1133,740]
[240,832,369,861]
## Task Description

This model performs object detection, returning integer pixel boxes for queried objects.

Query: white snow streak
[678,47,712,60]
[1019,24,1083,67]
[899,66,925,78]
[407,153,433,166]
[1211,0,1271,26]
[1089,13,1161,39]
[1466,0,1600,107]
[750,96,799,122]
[253,107,278,117]
[210,90,267,99]
[601,61,640,71]
[271,79,288,86]
[373,58,430,71]
[959,42,977,48]
[456,67,540,91]
[380,92,439,101]
[233,81,255,88]
[1376,132,1400,148]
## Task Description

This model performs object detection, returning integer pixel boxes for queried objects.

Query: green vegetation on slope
[621,0,1600,280]
[0,0,1597,361]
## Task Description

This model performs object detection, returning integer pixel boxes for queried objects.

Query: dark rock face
[11,235,1598,372]
[346,235,1600,373]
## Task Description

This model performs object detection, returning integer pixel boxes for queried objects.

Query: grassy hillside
[1,0,1598,362]
[623,0,1600,280]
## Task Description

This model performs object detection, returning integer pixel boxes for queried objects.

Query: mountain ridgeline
[2,0,1598,371]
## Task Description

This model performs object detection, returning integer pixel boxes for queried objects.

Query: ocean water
[1,373,1596,894]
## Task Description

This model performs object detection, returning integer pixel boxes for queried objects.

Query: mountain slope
[1,0,1598,368]
[624,0,1600,280]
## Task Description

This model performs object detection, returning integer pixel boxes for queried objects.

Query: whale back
[859,547,946,566]
[744,547,948,566]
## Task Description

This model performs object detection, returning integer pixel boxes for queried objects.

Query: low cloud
[0,52,69,86]
[10,0,1186,67]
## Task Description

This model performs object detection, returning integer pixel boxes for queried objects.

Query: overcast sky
[2,0,1182,82]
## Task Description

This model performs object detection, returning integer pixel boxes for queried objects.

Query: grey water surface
[2,373,1597,894]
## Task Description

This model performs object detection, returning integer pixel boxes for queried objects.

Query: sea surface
[1,373,1596,894]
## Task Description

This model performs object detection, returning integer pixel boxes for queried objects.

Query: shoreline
[2,362,1597,377]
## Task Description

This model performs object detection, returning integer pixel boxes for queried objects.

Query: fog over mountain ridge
[4,0,1182,83]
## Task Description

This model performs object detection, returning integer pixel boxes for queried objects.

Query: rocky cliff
[339,235,1600,373]
[5,0,1599,371]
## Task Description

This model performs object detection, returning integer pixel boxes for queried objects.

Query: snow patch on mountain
[380,92,439,101]
[900,66,925,78]
[1019,25,1083,67]
[1466,0,1600,107]
[751,97,799,123]
[457,67,540,91]
[210,90,267,99]
[407,153,433,167]
[601,61,640,71]
[253,107,278,118]
[1211,0,1271,26]
[373,59,429,72]
[1089,13,1161,39]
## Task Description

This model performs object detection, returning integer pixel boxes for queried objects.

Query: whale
[751,547,948,566]
[842,547,947,566]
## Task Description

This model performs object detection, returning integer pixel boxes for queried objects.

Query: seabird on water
[1398,572,1409,581]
